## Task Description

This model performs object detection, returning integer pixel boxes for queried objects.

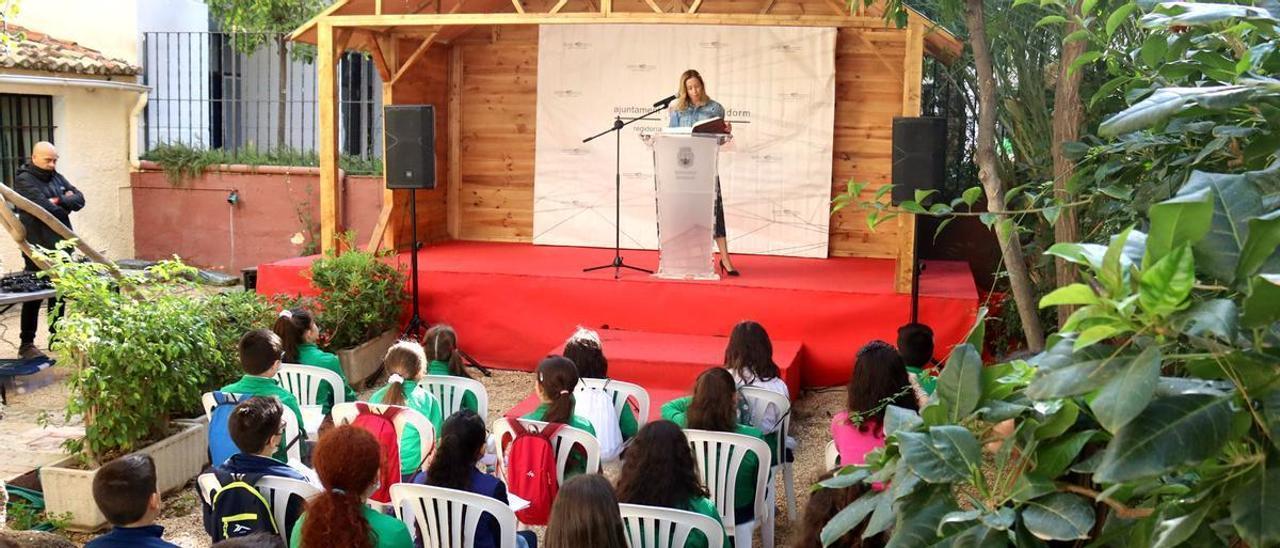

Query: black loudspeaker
[384,105,436,189]
[891,116,947,206]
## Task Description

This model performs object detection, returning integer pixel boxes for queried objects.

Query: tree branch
[1058,483,1154,519]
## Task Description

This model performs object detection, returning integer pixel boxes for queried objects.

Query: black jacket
[13,162,85,251]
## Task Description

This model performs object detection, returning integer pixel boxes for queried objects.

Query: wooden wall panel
[387,39,452,250]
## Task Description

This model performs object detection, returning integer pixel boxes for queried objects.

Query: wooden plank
[367,32,392,80]
[512,0,526,13]
[549,0,570,13]
[328,12,897,27]
[318,22,341,254]
[391,31,440,84]
[643,0,665,13]
[688,0,703,12]
[448,45,464,239]
[894,20,925,293]
[758,0,777,13]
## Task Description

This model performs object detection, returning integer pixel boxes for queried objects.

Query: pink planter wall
[131,168,384,273]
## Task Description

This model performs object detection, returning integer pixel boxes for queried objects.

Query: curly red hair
[300,425,381,548]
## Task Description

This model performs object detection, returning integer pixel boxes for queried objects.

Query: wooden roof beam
[391,30,441,85]
[325,13,894,27]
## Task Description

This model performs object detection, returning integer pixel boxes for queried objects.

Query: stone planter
[39,420,208,532]
[336,329,399,387]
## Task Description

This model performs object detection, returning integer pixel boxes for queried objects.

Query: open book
[662,116,729,135]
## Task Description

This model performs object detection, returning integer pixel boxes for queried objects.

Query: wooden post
[368,35,400,252]
[447,45,463,239]
[318,21,341,254]
[895,21,925,294]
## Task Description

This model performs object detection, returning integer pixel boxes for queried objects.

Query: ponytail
[301,426,379,548]
[537,355,580,425]
[425,324,471,379]
[379,341,427,408]
[272,308,314,363]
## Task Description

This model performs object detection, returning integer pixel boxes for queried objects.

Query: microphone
[653,94,677,108]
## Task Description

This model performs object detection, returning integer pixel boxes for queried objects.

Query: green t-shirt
[426,360,479,414]
[296,343,357,416]
[220,375,307,462]
[289,506,413,548]
[370,379,444,477]
[521,402,597,477]
[682,496,727,548]
[661,396,764,512]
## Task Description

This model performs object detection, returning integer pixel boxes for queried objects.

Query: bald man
[13,142,84,359]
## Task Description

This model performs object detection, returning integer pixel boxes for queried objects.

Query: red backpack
[350,403,403,503]
[503,418,564,525]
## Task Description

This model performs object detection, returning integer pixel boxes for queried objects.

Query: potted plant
[303,238,408,386]
[33,246,274,531]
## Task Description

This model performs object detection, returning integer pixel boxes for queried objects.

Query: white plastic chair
[422,375,489,419]
[390,483,519,548]
[275,363,347,434]
[684,429,774,548]
[492,418,601,484]
[740,386,796,520]
[576,378,650,430]
[825,440,840,470]
[332,402,437,473]
[201,391,303,465]
[619,503,725,548]
[196,473,319,545]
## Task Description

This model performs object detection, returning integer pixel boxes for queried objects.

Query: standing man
[12,141,84,359]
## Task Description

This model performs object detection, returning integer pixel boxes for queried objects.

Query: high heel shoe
[719,258,740,277]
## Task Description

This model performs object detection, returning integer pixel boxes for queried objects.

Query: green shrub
[304,236,407,351]
[142,143,383,185]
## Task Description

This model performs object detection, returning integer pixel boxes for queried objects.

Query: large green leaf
[1179,166,1278,284]
[885,404,923,437]
[963,307,988,352]
[1176,299,1237,341]
[1152,505,1210,548]
[897,427,981,483]
[1045,242,1109,271]
[1106,2,1138,36]
[863,486,896,538]
[1034,429,1098,478]
[1094,394,1234,483]
[1099,86,1256,137]
[1264,389,1280,452]
[1140,2,1277,28]
[1230,465,1280,547]
[937,344,983,422]
[820,490,881,545]
[885,489,957,548]
[1146,187,1213,267]
[1237,210,1280,280]
[1091,345,1162,433]
[1242,274,1280,328]
[1022,493,1096,540]
[1027,356,1129,400]
[1102,227,1135,296]
[1035,400,1081,439]
[1139,246,1196,319]
[1039,283,1101,308]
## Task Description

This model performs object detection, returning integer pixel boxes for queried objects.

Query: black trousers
[20,255,61,347]
[714,177,726,239]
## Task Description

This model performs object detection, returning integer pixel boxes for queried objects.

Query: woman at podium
[668,69,739,277]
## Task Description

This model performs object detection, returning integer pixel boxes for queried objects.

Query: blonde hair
[675,69,711,112]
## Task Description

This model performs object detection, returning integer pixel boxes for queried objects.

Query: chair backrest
[196,472,220,507]
[492,418,600,484]
[201,392,303,465]
[274,363,347,407]
[683,429,771,531]
[619,503,725,548]
[332,402,437,472]
[824,440,840,470]
[255,476,321,546]
[576,378,650,429]
[739,386,790,466]
[422,375,489,418]
[390,483,518,548]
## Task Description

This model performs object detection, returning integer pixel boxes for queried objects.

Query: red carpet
[256,241,978,387]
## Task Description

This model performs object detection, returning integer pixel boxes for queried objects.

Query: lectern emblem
[678,147,694,168]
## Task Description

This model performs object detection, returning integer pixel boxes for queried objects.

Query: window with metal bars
[0,94,56,186]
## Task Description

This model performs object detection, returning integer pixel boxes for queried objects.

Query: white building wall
[136,0,211,147]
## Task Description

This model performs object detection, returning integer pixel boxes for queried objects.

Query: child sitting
[831,340,919,465]
[273,308,356,417]
[220,329,306,461]
[85,454,178,547]
[423,324,481,413]
[369,340,444,480]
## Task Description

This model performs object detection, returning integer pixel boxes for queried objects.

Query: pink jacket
[830,411,885,466]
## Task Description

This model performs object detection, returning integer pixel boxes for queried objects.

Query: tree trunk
[1051,0,1085,326]
[965,0,1046,352]
[276,35,289,149]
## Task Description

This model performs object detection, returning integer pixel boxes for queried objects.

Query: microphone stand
[581,101,671,278]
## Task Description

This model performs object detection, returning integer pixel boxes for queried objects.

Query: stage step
[505,328,802,420]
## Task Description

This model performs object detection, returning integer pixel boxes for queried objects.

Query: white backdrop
[533,24,836,258]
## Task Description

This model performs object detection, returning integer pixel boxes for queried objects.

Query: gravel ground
[11,361,847,548]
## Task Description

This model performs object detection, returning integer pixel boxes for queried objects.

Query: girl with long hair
[615,421,726,548]
[290,426,412,548]
[414,409,537,548]
[563,327,638,441]
[661,368,767,525]
[667,68,739,276]
[369,340,443,480]
[545,474,627,548]
[272,308,355,417]
[830,340,919,465]
[519,355,595,475]
[793,469,884,548]
[723,320,788,432]
[422,324,480,413]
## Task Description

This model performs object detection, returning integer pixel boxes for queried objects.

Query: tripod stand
[399,188,491,376]
[582,106,667,278]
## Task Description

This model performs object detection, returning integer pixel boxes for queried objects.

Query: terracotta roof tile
[0,24,141,76]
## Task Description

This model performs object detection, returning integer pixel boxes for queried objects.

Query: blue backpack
[208,392,247,467]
